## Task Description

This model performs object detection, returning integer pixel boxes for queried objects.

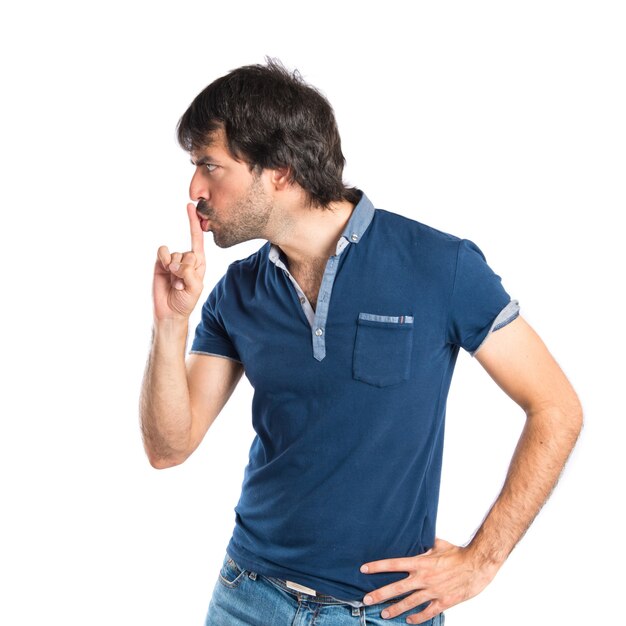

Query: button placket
[267,192,377,362]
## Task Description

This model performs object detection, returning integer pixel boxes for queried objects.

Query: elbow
[571,400,584,441]
[559,403,584,456]
[526,395,584,445]
[563,387,584,440]
[147,452,188,470]
[141,423,192,469]
[564,402,584,461]
[148,455,180,470]
[144,444,190,470]
[559,403,585,449]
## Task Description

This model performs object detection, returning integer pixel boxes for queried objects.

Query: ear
[267,166,291,190]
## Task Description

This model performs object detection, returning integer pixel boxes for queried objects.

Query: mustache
[196,199,212,217]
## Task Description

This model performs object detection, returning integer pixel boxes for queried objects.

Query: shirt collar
[268,190,375,265]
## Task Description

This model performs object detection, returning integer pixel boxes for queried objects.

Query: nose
[189,166,208,203]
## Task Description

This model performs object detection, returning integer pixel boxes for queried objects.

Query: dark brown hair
[176,58,359,208]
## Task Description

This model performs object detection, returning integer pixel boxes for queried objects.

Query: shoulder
[372,207,464,259]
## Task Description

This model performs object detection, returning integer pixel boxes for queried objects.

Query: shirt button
[315,328,323,336]
[300,297,305,304]
[350,233,359,241]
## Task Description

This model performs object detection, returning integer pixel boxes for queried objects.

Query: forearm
[466,403,583,570]
[140,318,193,468]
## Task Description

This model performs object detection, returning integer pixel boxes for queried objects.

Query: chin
[212,234,235,249]
[213,231,252,249]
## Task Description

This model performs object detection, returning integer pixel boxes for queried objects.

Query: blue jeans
[205,552,445,625]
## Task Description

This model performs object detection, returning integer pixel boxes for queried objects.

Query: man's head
[177,58,359,210]
[186,125,276,249]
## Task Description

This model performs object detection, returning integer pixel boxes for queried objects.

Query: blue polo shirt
[190,190,519,601]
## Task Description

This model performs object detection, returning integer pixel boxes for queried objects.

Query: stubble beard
[206,176,274,249]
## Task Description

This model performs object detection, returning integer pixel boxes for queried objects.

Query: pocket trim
[358,312,414,324]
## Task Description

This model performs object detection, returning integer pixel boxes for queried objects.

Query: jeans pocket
[353,312,414,387]
[218,553,246,589]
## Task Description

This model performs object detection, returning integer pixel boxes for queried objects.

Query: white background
[1,1,624,624]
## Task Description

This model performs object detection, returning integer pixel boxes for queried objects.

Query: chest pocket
[353,312,414,387]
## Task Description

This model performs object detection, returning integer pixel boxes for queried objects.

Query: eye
[205,163,218,173]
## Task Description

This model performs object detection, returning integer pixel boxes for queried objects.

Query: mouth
[198,214,211,232]
[196,201,213,232]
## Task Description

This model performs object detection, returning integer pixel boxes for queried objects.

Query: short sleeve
[190,272,242,363]
[446,239,520,356]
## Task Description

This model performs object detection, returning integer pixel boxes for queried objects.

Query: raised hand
[153,203,207,321]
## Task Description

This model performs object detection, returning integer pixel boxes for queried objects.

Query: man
[140,59,582,625]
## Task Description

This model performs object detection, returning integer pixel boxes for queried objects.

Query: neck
[269,197,356,268]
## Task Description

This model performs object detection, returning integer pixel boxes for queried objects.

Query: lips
[196,201,212,232]
[198,215,210,232]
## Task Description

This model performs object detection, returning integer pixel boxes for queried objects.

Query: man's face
[189,127,274,248]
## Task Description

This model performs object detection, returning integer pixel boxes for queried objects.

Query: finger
[406,601,443,625]
[361,556,416,575]
[187,202,205,258]
[157,245,171,272]
[362,575,412,606]
[168,252,184,289]
[169,252,183,268]
[181,251,197,268]
[169,260,201,294]
[378,590,430,620]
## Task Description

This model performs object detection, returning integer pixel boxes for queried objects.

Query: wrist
[464,538,507,579]
[153,317,189,342]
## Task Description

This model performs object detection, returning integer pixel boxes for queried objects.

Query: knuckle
[180,266,197,284]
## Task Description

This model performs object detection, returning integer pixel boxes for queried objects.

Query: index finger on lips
[187,202,205,258]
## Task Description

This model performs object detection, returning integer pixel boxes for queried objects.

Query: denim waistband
[231,553,414,610]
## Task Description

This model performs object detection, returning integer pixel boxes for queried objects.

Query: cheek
[212,166,257,204]
[211,187,233,211]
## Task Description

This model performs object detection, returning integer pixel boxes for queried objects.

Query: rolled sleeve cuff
[189,349,243,364]
[470,299,520,357]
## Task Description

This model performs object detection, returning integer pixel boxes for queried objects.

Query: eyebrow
[190,155,220,166]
